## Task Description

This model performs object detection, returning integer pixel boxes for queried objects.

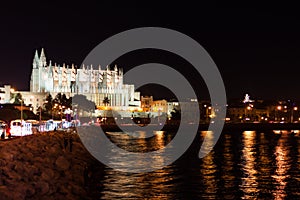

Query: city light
[294,107,298,111]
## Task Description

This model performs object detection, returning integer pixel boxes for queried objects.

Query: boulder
[55,156,70,171]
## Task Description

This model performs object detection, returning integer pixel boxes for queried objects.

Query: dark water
[93,130,300,199]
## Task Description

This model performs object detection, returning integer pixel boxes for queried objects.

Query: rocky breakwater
[0,130,103,200]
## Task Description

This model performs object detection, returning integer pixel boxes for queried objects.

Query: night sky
[1,2,300,101]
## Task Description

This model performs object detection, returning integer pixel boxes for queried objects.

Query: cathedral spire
[34,50,39,60]
[33,49,39,68]
[39,48,47,67]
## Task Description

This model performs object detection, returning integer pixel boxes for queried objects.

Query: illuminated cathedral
[30,48,140,110]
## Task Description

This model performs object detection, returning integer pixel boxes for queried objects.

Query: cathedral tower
[30,49,41,92]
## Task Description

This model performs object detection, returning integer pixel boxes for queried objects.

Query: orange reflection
[200,131,217,199]
[257,132,273,196]
[240,131,259,198]
[101,166,176,199]
[221,134,235,195]
[154,131,165,149]
[272,134,291,200]
[100,131,175,199]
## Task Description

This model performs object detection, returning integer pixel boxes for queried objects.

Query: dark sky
[1,2,300,101]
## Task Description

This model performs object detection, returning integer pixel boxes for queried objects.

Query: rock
[72,173,85,186]
[25,152,34,161]
[55,156,70,171]
[14,182,36,198]
[0,131,102,199]
[41,167,55,181]
[35,181,49,196]
[5,169,22,181]
[0,152,14,161]
[0,185,9,198]
[24,164,40,178]
[14,162,24,173]
[0,158,7,167]
[26,185,36,198]
[58,184,69,195]
[71,183,87,196]
[34,156,46,163]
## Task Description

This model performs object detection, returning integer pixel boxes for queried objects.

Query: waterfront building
[0,85,12,104]
[3,48,141,114]
[141,96,153,112]
[30,48,140,109]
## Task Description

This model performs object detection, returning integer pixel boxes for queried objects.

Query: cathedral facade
[30,48,140,110]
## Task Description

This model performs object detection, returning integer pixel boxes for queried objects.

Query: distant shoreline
[97,122,300,132]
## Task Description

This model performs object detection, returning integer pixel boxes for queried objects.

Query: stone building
[27,48,140,112]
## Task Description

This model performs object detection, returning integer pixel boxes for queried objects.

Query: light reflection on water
[94,130,300,199]
[240,131,259,199]
[200,131,217,199]
[272,133,291,200]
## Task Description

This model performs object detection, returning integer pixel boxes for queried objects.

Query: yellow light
[294,107,298,111]
[277,106,282,110]
[247,106,251,110]
[10,88,15,93]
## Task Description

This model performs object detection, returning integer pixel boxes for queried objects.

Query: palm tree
[102,97,110,124]
[103,97,110,107]
[11,93,23,104]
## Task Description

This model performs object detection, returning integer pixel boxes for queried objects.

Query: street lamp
[276,105,282,121]
[39,106,42,123]
[291,106,298,123]
[38,100,49,125]
[18,98,23,136]
[20,99,23,122]
[60,105,65,127]
[53,103,58,119]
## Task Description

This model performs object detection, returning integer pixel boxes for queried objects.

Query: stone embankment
[0,130,103,200]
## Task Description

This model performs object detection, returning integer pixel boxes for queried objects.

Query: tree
[171,108,181,120]
[44,94,53,113]
[50,93,73,120]
[53,93,67,106]
[103,97,110,107]
[73,94,96,113]
[12,93,23,104]
[0,107,27,122]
